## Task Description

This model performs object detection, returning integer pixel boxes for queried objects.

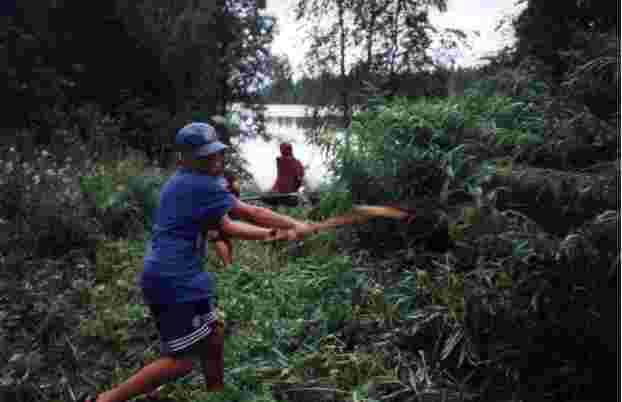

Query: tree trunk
[337,0,350,127]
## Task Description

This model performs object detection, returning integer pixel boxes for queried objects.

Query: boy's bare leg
[214,239,233,266]
[199,321,225,392]
[96,356,193,402]
[224,238,233,265]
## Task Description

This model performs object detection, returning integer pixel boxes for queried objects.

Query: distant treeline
[261,67,482,106]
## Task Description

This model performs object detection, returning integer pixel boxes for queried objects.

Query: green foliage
[79,158,151,210]
[218,255,358,335]
[79,239,148,347]
[119,252,376,401]
[346,91,544,152]
[80,158,170,233]
[332,94,536,203]
[204,253,403,401]
[79,171,118,210]
[310,183,354,220]
[126,174,168,227]
[461,82,546,143]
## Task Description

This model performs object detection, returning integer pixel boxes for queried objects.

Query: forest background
[0,1,619,402]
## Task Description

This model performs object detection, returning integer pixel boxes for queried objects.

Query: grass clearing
[81,235,399,401]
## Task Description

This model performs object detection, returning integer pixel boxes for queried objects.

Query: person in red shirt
[271,142,305,194]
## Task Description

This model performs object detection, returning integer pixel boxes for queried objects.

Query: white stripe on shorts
[167,312,217,352]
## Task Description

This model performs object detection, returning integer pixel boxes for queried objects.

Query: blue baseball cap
[175,122,228,157]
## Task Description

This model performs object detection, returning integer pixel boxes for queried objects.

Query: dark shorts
[148,299,218,357]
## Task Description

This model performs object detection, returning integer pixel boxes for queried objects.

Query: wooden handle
[309,205,414,234]
[311,212,371,232]
[352,205,411,220]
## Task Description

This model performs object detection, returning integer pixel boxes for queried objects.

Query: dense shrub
[317,90,619,401]
[0,145,100,263]
[331,95,510,206]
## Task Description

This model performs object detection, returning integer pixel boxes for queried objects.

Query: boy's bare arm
[220,215,274,240]
[219,215,299,241]
[230,199,311,232]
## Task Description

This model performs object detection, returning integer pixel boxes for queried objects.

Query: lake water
[233,104,342,191]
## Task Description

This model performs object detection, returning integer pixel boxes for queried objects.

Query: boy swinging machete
[80,121,414,402]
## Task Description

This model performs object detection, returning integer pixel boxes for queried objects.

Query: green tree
[2,0,274,164]
[294,0,450,125]
[512,0,618,119]
[265,54,297,104]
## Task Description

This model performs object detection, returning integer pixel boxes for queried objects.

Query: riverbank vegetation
[0,1,618,401]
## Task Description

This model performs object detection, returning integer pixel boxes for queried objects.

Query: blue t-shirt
[141,169,235,305]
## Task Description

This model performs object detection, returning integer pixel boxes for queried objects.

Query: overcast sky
[265,0,525,73]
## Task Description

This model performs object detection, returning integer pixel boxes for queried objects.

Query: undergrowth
[80,226,415,402]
